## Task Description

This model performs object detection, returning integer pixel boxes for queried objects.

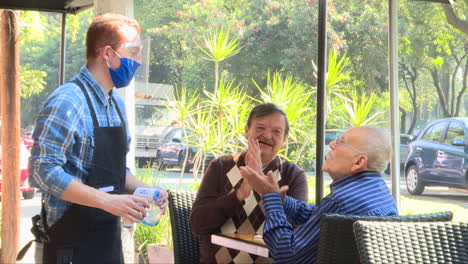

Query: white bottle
[122,187,163,228]
[135,187,163,227]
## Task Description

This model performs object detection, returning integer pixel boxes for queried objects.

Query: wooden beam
[0,9,21,263]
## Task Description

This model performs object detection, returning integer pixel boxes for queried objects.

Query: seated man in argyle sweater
[190,103,308,264]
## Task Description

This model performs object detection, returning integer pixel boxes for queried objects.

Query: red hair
[86,13,141,59]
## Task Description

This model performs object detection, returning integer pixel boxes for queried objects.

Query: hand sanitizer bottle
[122,187,164,228]
[135,187,163,227]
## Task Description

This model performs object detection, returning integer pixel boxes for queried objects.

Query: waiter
[28,13,167,263]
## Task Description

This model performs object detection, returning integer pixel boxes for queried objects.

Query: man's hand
[279,185,289,202]
[236,177,252,201]
[239,166,280,195]
[102,194,150,224]
[156,189,169,215]
[245,138,262,174]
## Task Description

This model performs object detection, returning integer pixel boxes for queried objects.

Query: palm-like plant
[185,103,213,180]
[163,87,199,183]
[326,50,351,89]
[204,76,248,154]
[254,71,315,157]
[336,89,384,127]
[196,27,243,94]
[312,49,351,119]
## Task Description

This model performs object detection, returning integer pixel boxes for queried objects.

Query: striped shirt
[29,65,131,226]
[262,171,398,263]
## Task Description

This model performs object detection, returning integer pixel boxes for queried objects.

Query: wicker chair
[315,212,453,264]
[354,221,468,264]
[168,191,200,264]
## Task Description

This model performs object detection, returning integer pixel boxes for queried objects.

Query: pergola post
[388,0,401,208]
[315,0,328,203]
[0,9,21,263]
[59,12,66,85]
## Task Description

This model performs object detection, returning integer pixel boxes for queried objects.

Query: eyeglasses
[121,41,142,59]
[96,40,143,60]
[333,137,366,154]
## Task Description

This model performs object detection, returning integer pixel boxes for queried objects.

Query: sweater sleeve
[285,163,309,202]
[190,158,243,235]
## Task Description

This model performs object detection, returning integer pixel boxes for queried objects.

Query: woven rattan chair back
[315,212,453,264]
[168,191,200,264]
[354,221,468,264]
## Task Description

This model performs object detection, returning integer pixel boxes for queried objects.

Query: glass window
[173,129,183,140]
[136,105,172,126]
[443,122,465,145]
[400,135,411,144]
[422,122,447,142]
[164,129,177,141]
[421,126,434,141]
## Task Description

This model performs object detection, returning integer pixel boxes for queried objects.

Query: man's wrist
[262,193,283,213]
[235,188,248,201]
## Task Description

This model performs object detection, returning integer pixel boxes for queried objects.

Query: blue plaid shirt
[29,65,131,226]
[262,171,398,263]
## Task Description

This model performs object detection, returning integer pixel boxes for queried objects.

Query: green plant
[134,208,173,254]
[306,176,330,205]
[254,71,315,159]
[163,87,200,182]
[203,75,249,154]
[196,27,243,94]
[335,89,384,127]
[134,166,172,254]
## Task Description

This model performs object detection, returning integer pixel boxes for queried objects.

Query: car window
[164,129,177,140]
[173,129,183,139]
[421,122,447,142]
[400,136,411,144]
[443,122,465,145]
[421,126,434,141]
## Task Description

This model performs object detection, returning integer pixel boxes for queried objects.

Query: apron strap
[71,79,126,130]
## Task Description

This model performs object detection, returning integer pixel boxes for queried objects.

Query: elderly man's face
[245,112,287,165]
[323,127,367,180]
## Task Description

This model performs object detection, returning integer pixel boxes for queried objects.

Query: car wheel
[406,165,425,195]
[22,189,35,200]
[156,153,167,171]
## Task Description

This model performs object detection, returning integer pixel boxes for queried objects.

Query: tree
[401,0,467,118]
[441,0,468,35]
[19,10,92,126]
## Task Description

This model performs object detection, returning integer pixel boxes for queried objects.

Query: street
[17,170,467,263]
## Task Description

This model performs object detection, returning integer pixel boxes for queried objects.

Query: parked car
[404,118,468,195]
[155,128,214,172]
[0,140,36,200]
[384,134,414,174]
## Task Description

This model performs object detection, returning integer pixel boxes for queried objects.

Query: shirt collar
[330,171,380,191]
[79,65,112,106]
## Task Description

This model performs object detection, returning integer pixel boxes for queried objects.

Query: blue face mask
[108,53,141,89]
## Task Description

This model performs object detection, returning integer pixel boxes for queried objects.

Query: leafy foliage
[335,89,384,127]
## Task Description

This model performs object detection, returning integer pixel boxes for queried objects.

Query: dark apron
[41,79,127,264]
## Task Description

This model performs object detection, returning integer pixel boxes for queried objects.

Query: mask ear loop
[106,48,122,68]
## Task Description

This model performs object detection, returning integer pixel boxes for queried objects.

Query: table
[211,233,269,257]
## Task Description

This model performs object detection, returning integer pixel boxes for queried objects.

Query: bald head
[352,127,392,172]
[323,126,392,180]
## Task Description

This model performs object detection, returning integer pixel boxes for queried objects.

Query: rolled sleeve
[29,85,85,199]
